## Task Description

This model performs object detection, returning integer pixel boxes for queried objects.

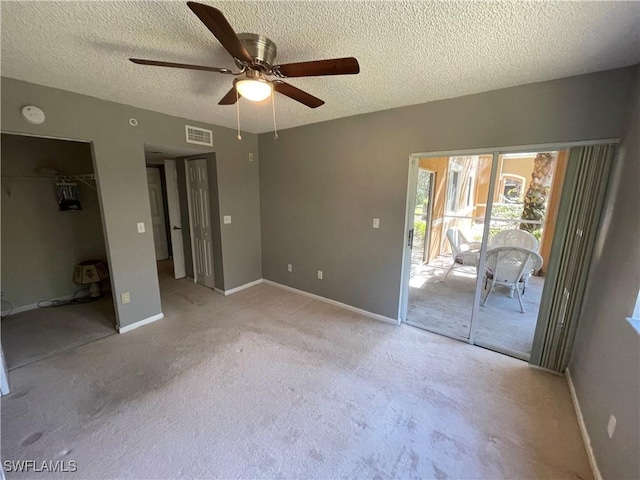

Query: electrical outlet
[607,414,616,438]
[373,217,380,229]
[249,152,254,161]
[121,292,131,304]
[287,264,292,272]
[137,222,145,233]
[317,270,323,280]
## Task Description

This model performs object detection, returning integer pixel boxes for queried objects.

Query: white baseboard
[10,293,77,314]
[527,363,563,377]
[118,313,164,334]
[217,279,264,296]
[566,368,602,480]
[262,279,399,326]
[11,304,41,315]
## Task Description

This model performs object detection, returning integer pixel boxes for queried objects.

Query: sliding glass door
[402,143,616,366]
[402,154,494,340]
[473,151,565,360]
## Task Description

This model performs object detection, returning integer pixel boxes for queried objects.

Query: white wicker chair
[490,229,539,251]
[489,229,540,293]
[441,228,481,282]
[481,246,543,313]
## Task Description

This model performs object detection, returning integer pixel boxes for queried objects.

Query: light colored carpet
[408,257,542,358]
[1,296,116,370]
[1,272,590,479]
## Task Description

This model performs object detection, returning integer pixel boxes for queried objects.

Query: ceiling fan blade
[274,57,360,78]
[187,2,253,64]
[273,82,324,108]
[218,87,238,105]
[130,58,232,74]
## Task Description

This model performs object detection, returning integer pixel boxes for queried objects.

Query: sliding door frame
[420,169,436,265]
[400,149,496,342]
[400,138,620,355]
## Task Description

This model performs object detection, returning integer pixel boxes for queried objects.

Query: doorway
[145,146,197,282]
[401,147,567,361]
[144,146,220,292]
[146,166,170,261]
[1,133,116,370]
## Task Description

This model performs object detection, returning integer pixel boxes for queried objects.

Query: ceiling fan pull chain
[236,88,242,140]
[236,90,242,140]
[272,91,279,140]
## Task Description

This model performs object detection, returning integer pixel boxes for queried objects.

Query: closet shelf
[3,173,97,191]
[57,174,96,191]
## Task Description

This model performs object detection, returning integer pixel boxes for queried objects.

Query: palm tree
[520,152,556,232]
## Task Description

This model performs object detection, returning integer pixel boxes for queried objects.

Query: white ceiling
[2,1,639,134]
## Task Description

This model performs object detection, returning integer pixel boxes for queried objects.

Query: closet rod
[2,174,97,191]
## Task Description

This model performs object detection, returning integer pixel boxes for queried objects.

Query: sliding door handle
[408,228,414,249]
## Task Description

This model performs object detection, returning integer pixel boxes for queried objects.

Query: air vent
[185,125,213,146]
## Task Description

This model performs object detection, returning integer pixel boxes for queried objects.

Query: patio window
[446,170,460,212]
[446,158,467,214]
[500,174,525,203]
[466,173,475,208]
[446,157,478,213]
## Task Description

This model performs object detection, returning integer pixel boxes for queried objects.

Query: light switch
[137,222,145,233]
[373,218,380,229]
[223,215,232,224]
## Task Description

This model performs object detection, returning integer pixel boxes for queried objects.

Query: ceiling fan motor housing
[236,33,277,71]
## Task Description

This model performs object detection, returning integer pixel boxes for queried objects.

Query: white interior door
[146,167,169,261]
[164,159,186,279]
[186,159,215,289]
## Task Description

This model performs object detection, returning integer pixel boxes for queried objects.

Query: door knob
[172,226,181,230]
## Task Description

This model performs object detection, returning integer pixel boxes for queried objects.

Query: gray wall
[569,75,640,479]
[1,77,262,328]
[1,134,107,308]
[259,66,638,319]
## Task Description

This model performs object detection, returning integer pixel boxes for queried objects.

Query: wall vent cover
[185,125,213,146]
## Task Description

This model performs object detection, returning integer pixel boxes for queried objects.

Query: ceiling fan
[130,2,360,109]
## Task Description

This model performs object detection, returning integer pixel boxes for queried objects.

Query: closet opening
[1,132,115,370]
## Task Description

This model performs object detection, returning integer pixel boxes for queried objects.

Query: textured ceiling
[2,1,639,134]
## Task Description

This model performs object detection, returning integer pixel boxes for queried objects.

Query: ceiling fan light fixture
[130,3,359,109]
[235,78,272,102]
